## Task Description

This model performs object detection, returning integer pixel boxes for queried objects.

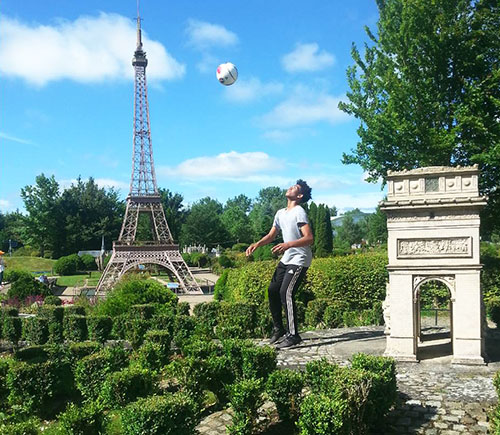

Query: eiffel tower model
[96,17,202,295]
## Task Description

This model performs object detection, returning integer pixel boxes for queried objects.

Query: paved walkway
[197,326,500,434]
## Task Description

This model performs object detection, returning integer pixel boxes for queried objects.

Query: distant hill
[331,210,370,228]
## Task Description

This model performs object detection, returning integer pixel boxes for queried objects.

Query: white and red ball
[216,62,238,86]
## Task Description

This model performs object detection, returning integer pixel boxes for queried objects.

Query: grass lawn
[56,271,102,287]
[3,256,56,274]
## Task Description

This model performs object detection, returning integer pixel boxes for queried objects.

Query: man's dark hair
[296,179,312,203]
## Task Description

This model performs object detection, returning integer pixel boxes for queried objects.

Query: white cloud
[224,77,283,103]
[158,151,283,180]
[0,199,12,211]
[282,43,335,73]
[259,90,350,128]
[0,13,185,86]
[186,19,238,49]
[262,129,293,142]
[0,131,35,145]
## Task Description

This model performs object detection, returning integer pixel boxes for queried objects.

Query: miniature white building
[380,165,487,365]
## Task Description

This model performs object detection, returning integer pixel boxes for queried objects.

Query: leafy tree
[0,211,26,252]
[363,206,388,246]
[159,188,186,243]
[222,196,253,246]
[339,0,500,239]
[225,194,252,214]
[58,177,124,255]
[180,197,230,247]
[334,215,363,249]
[20,174,61,257]
[249,187,286,241]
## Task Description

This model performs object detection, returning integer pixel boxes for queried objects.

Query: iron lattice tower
[96,17,202,294]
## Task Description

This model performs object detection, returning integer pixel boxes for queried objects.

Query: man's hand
[246,243,258,257]
[271,242,290,255]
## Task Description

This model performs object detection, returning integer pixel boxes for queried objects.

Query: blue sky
[0,0,384,214]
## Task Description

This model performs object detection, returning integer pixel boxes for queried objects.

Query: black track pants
[268,261,308,336]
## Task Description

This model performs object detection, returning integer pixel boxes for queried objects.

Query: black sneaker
[269,328,286,345]
[276,334,302,349]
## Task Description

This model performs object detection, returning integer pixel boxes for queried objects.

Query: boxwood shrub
[218,254,388,312]
[216,302,257,339]
[75,345,129,399]
[130,304,156,320]
[58,402,104,435]
[241,345,277,380]
[227,378,265,435]
[88,315,113,343]
[120,392,199,435]
[192,301,220,331]
[297,393,346,435]
[100,366,156,408]
[132,341,169,372]
[23,316,49,345]
[63,315,88,342]
[64,305,86,316]
[7,359,61,415]
[39,305,64,343]
[3,316,22,347]
[67,341,102,368]
[351,353,397,427]
[266,369,305,421]
[94,276,178,317]
[0,357,12,406]
[0,419,40,435]
[54,254,81,276]
[176,302,190,317]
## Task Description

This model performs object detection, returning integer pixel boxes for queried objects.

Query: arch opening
[415,278,453,360]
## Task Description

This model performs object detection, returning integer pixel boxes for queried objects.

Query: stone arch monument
[380,165,488,365]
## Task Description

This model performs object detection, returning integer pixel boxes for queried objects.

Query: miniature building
[380,165,487,364]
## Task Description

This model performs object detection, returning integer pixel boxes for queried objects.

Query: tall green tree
[363,206,388,246]
[180,197,230,248]
[221,195,253,245]
[249,187,286,240]
[159,188,186,243]
[0,211,26,252]
[20,174,61,257]
[58,177,124,255]
[339,0,500,239]
[334,215,363,250]
[314,204,333,257]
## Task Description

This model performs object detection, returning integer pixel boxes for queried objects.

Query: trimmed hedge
[216,254,388,310]
[0,357,11,406]
[75,346,129,399]
[7,358,62,415]
[88,315,113,343]
[266,369,305,421]
[94,276,178,317]
[121,392,200,435]
[63,315,88,342]
[3,316,22,346]
[100,366,156,408]
[227,378,265,435]
[58,402,104,435]
[54,254,81,276]
[0,419,39,435]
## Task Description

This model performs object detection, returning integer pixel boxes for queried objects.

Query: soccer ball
[216,62,238,86]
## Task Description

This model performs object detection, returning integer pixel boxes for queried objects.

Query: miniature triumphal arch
[381,165,487,364]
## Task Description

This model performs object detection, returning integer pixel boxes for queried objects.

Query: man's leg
[276,264,308,348]
[268,262,287,343]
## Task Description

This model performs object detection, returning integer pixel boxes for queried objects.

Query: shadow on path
[293,329,385,350]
